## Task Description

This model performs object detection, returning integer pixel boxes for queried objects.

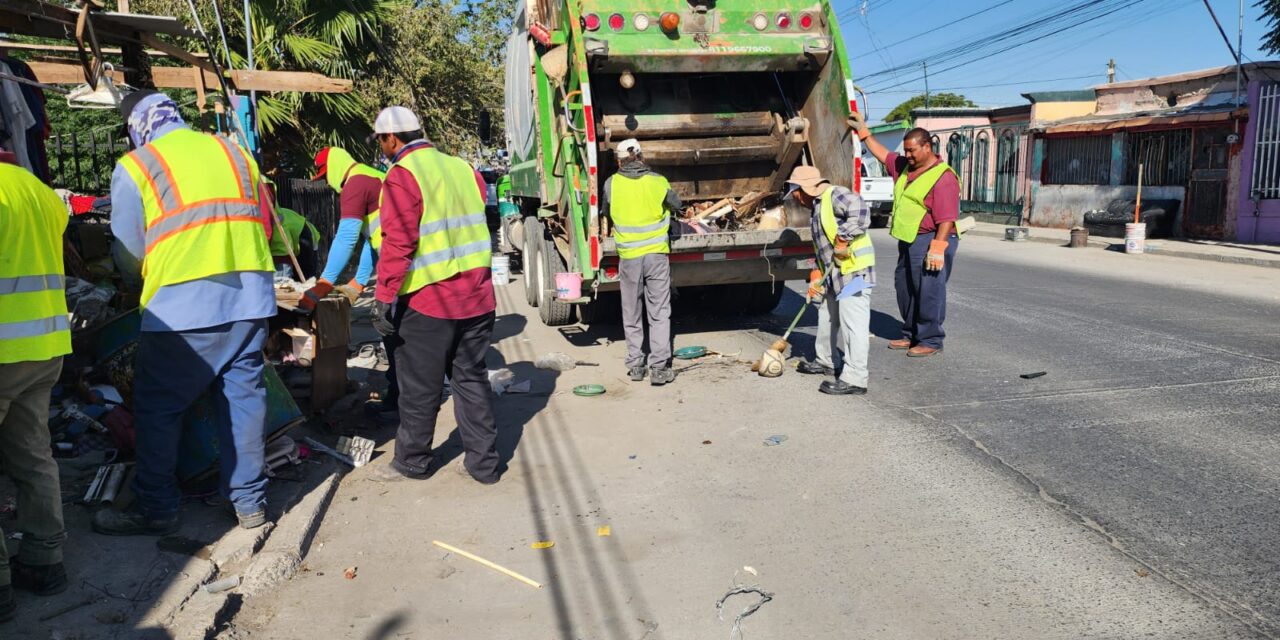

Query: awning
[1041,107,1247,134]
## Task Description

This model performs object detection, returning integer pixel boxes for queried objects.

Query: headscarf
[125,92,185,148]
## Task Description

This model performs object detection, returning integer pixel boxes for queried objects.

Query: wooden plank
[27,59,350,93]
[0,40,208,58]
[228,70,353,94]
[139,33,213,72]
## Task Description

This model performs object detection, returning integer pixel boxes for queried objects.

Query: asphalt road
[231,230,1279,639]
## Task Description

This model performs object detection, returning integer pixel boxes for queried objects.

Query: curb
[967,230,1280,270]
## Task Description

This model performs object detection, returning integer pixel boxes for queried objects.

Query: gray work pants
[619,254,672,370]
[814,288,871,387]
[0,357,67,585]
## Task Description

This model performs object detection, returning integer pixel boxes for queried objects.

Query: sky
[836,0,1272,123]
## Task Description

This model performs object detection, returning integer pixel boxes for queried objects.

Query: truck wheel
[537,234,574,327]
[746,281,786,314]
[523,217,541,308]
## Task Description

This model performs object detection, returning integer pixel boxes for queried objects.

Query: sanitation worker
[302,147,383,310]
[0,155,72,620]
[262,181,320,281]
[366,106,501,484]
[853,114,959,357]
[603,139,682,386]
[785,165,874,395]
[95,91,275,535]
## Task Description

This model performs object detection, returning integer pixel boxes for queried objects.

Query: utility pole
[1237,0,1245,105]
[923,61,931,108]
[1107,58,1116,84]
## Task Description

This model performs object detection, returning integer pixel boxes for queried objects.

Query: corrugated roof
[1038,102,1245,134]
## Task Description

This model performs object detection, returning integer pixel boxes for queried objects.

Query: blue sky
[835,0,1271,123]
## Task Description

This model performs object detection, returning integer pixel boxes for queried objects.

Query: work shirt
[375,140,495,320]
[885,151,960,235]
[340,172,382,222]
[809,185,875,293]
[110,123,276,332]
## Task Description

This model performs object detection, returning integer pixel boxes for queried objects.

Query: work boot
[907,345,942,358]
[454,460,499,486]
[0,585,13,623]
[8,559,67,596]
[819,380,867,396]
[796,360,835,376]
[367,461,427,483]
[91,506,179,537]
[888,339,912,350]
[650,367,676,386]
[628,366,648,382]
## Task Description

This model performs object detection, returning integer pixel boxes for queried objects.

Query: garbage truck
[502,0,867,326]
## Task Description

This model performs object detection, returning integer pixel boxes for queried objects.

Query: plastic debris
[535,352,577,371]
[530,541,555,549]
[763,435,788,447]
[597,526,611,537]
[506,380,532,394]
[344,566,358,580]
[337,435,376,467]
[573,384,606,397]
[717,585,774,640]
[488,369,515,395]
[674,346,709,360]
[1020,371,1048,379]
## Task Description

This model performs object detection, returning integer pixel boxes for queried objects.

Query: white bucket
[1124,223,1146,254]
[491,255,511,286]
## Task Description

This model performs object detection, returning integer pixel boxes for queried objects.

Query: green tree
[1259,0,1280,55]
[884,92,977,124]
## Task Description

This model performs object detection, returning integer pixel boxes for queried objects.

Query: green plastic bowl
[674,346,708,360]
[573,384,606,397]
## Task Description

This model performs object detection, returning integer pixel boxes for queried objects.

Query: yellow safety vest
[323,147,386,251]
[890,162,959,244]
[389,147,491,295]
[269,207,318,258]
[816,186,876,275]
[118,128,273,307]
[0,164,71,364]
[609,174,671,260]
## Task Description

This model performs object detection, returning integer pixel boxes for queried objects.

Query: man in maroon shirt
[855,116,960,357]
[365,106,501,485]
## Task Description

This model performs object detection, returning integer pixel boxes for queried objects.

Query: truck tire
[523,217,541,308]
[746,281,786,314]
[537,233,574,327]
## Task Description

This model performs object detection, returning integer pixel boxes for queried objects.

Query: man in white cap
[602,139,682,385]
[366,106,502,484]
[785,165,875,395]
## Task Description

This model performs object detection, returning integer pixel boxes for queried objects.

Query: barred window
[1124,129,1191,186]
[1252,82,1280,199]
[1043,136,1111,185]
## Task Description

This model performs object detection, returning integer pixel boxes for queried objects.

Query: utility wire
[1200,0,1249,81]
[845,0,1021,59]
[869,73,1104,93]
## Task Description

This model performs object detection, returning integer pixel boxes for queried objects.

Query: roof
[1098,62,1280,90]
[1022,90,1097,103]
[1038,102,1244,134]
[870,120,912,134]
[910,107,991,118]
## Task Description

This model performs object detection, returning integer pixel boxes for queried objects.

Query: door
[1183,125,1233,239]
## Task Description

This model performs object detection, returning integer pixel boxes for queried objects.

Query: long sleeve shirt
[320,172,383,284]
[810,185,875,293]
[374,141,495,320]
[109,124,276,332]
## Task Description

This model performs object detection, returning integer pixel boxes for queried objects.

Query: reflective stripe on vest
[391,147,491,295]
[119,129,273,307]
[817,186,876,276]
[609,173,670,259]
[0,163,71,364]
[890,162,958,244]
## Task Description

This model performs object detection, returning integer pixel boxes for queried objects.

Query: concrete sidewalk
[966,221,1280,269]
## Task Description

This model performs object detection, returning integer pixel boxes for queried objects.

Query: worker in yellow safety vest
[852,113,960,357]
[603,139,682,386]
[95,91,276,536]
[301,147,386,310]
[262,180,321,281]
[0,156,72,620]
[785,165,875,395]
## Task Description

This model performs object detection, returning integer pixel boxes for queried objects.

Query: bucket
[1069,226,1089,248]
[491,255,511,286]
[1124,223,1146,254]
[498,201,520,218]
[555,272,582,300]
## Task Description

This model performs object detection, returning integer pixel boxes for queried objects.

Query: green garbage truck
[502,0,867,326]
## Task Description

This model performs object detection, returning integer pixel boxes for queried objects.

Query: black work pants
[391,308,498,480]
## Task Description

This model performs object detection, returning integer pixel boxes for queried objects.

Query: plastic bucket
[1124,223,1146,254]
[491,255,511,286]
[555,272,582,300]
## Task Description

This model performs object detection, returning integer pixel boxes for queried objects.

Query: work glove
[335,279,364,306]
[298,278,333,313]
[925,239,948,272]
[807,269,825,303]
[847,111,871,141]
[833,238,851,261]
[371,300,396,337]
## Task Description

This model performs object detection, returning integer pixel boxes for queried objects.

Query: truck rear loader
[502,0,867,326]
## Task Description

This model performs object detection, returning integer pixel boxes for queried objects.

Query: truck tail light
[799,13,814,29]
[776,13,792,29]
[608,13,624,31]
[634,13,651,31]
[590,237,601,270]
[583,13,600,31]
[660,12,680,33]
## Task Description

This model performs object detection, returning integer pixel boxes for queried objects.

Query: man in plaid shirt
[785,166,875,395]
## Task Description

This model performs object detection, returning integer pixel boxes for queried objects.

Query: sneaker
[819,380,867,396]
[796,360,835,376]
[628,366,648,382]
[9,559,67,596]
[454,460,499,486]
[92,506,179,537]
[0,585,13,623]
[235,510,269,530]
[649,367,676,386]
[367,461,427,483]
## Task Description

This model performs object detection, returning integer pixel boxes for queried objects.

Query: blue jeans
[895,231,958,349]
[133,319,269,518]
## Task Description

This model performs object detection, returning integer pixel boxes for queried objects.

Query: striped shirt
[809,185,875,293]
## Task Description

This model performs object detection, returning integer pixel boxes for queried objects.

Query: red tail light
[660,12,680,33]
[776,13,791,29]
[583,13,601,31]
[608,13,624,31]
[799,13,814,29]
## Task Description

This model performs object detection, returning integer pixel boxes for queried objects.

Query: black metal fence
[276,177,341,248]
[1043,135,1113,186]
[49,127,129,194]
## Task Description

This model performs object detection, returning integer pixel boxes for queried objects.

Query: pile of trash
[678,191,795,234]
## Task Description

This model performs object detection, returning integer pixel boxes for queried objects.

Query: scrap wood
[432,540,543,589]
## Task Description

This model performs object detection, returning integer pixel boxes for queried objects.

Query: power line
[868,73,1104,94]
[843,0,1021,59]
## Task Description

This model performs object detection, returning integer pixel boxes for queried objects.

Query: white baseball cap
[617,138,642,159]
[373,106,422,135]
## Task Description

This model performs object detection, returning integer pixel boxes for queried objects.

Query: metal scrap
[716,585,774,640]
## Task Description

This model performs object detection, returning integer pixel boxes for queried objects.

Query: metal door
[1183,125,1233,239]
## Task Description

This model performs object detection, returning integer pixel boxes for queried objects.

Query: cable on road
[716,585,774,640]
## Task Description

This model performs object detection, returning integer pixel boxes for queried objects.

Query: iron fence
[276,177,341,248]
[1043,135,1111,185]
[1124,129,1191,186]
[942,124,1030,218]
[1252,82,1280,199]
[49,127,129,194]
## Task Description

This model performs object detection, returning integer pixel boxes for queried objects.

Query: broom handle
[781,302,808,342]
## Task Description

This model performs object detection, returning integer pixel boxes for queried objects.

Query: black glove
[371,300,396,337]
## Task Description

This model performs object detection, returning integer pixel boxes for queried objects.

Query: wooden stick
[432,540,543,589]
[1134,163,1144,224]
